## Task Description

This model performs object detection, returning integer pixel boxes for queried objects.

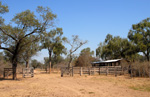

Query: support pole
[80,67,82,76]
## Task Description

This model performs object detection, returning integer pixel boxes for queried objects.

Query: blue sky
[1,0,150,63]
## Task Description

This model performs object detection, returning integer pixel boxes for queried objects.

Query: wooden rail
[3,68,14,78]
[22,67,34,78]
[61,66,127,77]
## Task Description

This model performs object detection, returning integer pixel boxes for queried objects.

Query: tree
[128,18,150,61]
[67,35,87,68]
[96,42,106,59]
[0,1,9,25]
[75,47,95,67]
[96,34,137,61]
[41,28,66,73]
[21,37,39,68]
[0,5,56,79]
[31,59,42,69]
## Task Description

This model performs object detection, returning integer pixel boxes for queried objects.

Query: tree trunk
[146,55,149,61]
[12,62,17,80]
[26,60,29,68]
[49,50,52,74]
[68,55,72,69]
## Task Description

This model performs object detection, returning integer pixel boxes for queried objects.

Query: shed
[91,59,122,67]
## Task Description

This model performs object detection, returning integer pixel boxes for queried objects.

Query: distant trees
[31,59,42,69]
[128,18,150,61]
[0,3,57,79]
[75,47,95,67]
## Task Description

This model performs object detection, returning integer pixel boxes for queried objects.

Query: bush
[131,61,150,77]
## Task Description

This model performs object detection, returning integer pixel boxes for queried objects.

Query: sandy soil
[0,70,150,97]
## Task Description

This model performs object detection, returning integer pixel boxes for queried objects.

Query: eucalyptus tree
[0,5,56,79]
[128,18,150,61]
[96,34,137,61]
[41,28,66,73]
[0,1,9,25]
[21,36,39,68]
[96,42,106,59]
[67,35,87,68]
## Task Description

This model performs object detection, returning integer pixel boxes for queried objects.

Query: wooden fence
[22,67,34,78]
[3,68,14,79]
[61,66,128,77]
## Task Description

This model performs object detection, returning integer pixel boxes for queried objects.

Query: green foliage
[0,5,56,65]
[128,18,150,61]
[0,2,9,14]
[96,34,138,61]
[0,4,57,79]
[0,1,8,25]
[41,27,66,66]
[30,59,42,69]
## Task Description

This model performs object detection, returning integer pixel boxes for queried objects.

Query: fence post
[72,67,74,77]
[106,67,108,76]
[149,67,150,78]
[22,68,24,78]
[80,67,82,76]
[3,70,5,78]
[99,67,100,75]
[89,68,91,75]
[130,66,133,78]
[93,67,95,75]
[143,68,145,77]
[115,67,117,77]
[61,68,63,77]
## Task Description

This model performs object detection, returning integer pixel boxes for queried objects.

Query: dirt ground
[0,70,150,97]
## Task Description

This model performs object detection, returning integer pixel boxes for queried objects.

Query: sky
[1,0,150,63]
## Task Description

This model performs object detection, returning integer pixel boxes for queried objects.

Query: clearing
[0,70,150,97]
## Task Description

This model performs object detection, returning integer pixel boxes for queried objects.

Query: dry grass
[0,70,150,97]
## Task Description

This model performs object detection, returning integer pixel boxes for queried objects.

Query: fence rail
[61,66,128,77]
[3,68,14,78]
[22,67,34,78]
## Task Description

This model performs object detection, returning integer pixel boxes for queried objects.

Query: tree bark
[49,50,52,74]
[26,60,29,68]
[68,53,72,69]
[12,62,17,80]
[146,55,149,61]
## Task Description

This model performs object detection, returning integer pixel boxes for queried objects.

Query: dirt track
[0,70,150,97]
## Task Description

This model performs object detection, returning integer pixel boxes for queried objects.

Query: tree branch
[0,27,17,41]
[21,28,38,40]
[0,46,13,54]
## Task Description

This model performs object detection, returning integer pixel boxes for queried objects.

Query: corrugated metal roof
[92,59,122,64]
